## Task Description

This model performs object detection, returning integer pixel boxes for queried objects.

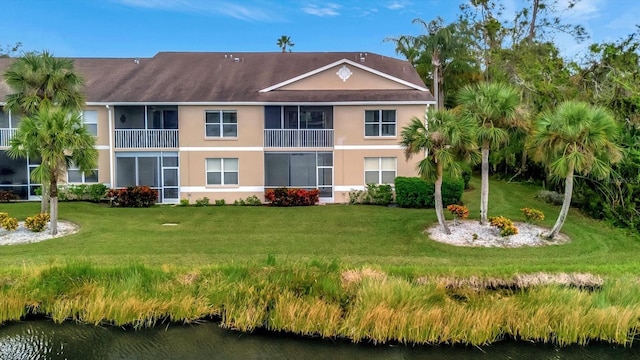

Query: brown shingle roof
[0,52,434,103]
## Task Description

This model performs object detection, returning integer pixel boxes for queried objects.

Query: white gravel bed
[0,221,79,245]
[426,220,570,248]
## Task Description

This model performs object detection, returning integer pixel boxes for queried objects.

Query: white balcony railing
[264,129,333,148]
[115,129,179,149]
[0,128,18,147]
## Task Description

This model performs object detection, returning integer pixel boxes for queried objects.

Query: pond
[0,320,638,359]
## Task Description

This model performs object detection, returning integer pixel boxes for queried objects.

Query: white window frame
[67,165,99,184]
[364,109,397,137]
[206,158,239,186]
[364,157,397,185]
[205,110,238,138]
[82,110,98,136]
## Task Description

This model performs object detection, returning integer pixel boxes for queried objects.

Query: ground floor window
[265,152,333,198]
[67,165,98,184]
[206,158,238,185]
[364,157,396,185]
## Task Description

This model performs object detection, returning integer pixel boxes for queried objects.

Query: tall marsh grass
[0,263,639,346]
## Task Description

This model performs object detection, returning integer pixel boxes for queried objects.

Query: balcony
[0,128,17,147]
[264,129,334,148]
[115,129,179,149]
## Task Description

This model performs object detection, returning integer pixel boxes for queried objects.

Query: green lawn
[1,178,639,275]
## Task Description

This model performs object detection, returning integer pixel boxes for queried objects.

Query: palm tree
[276,36,294,53]
[3,51,86,212]
[529,101,623,239]
[4,51,85,115]
[458,82,520,224]
[401,109,479,234]
[7,107,97,235]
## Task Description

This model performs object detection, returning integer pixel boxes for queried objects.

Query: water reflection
[0,320,639,359]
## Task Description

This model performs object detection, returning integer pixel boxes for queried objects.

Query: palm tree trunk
[480,141,490,224]
[49,172,58,236]
[435,162,450,235]
[548,167,574,239]
[40,185,49,214]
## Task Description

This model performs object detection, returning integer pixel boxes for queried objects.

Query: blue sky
[0,0,637,60]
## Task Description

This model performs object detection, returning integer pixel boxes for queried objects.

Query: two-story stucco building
[0,52,435,203]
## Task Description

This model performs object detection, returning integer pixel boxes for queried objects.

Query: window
[67,165,99,183]
[82,110,98,136]
[205,111,237,138]
[206,158,238,185]
[365,110,396,136]
[365,157,396,184]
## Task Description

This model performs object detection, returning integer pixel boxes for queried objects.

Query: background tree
[7,107,97,235]
[400,109,479,234]
[529,101,623,239]
[3,51,86,212]
[276,35,294,52]
[458,82,520,224]
[0,42,22,58]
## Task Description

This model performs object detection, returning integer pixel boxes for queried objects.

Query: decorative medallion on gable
[336,65,353,82]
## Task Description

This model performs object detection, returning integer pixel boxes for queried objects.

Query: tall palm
[3,51,86,212]
[529,101,623,239]
[4,51,85,115]
[401,109,479,234]
[276,36,294,53]
[458,82,521,224]
[7,107,97,235]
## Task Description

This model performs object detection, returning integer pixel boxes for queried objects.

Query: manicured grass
[1,178,639,275]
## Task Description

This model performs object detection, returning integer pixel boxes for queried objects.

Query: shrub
[87,184,108,202]
[394,177,464,208]
[24,213,50,232]
[489,216,519,237]
[194,197,210,207]
[179,199,190,206]
[214,199,226,206]
[265,188,319,206]
[461,170,472,190]
[1,217,18,231]
[447,205,469,225]
[348,184,393,206]
[0,190,19,203]
[536,190,564,205]
[521,207,545,223]
[0,212,8,223]
[234,195,262,206]
[106,186,158,208]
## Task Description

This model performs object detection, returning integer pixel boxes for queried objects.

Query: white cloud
[558,0,602,20]
[113,0,277,21]
[301,3,341,16]
[387,1,409,10]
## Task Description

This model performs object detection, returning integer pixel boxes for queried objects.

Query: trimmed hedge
[394,176,464,208]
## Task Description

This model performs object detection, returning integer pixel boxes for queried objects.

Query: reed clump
[0,263,639,346]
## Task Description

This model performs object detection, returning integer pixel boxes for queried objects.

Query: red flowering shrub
[265,188,319,206]
[106,186,158,207]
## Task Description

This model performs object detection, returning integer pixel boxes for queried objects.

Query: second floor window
[365,110,396,137]
[82,110,98,136]
[206,111,237,138]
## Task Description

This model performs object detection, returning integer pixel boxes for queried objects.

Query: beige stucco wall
[80,102,429,203]
[84,105,110,147]
[334,104,427,146]
[279,64,413,90]
[179,105,263,148]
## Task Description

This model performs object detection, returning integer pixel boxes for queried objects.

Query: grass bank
[0,262,639,346]
[1,178,639,345]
